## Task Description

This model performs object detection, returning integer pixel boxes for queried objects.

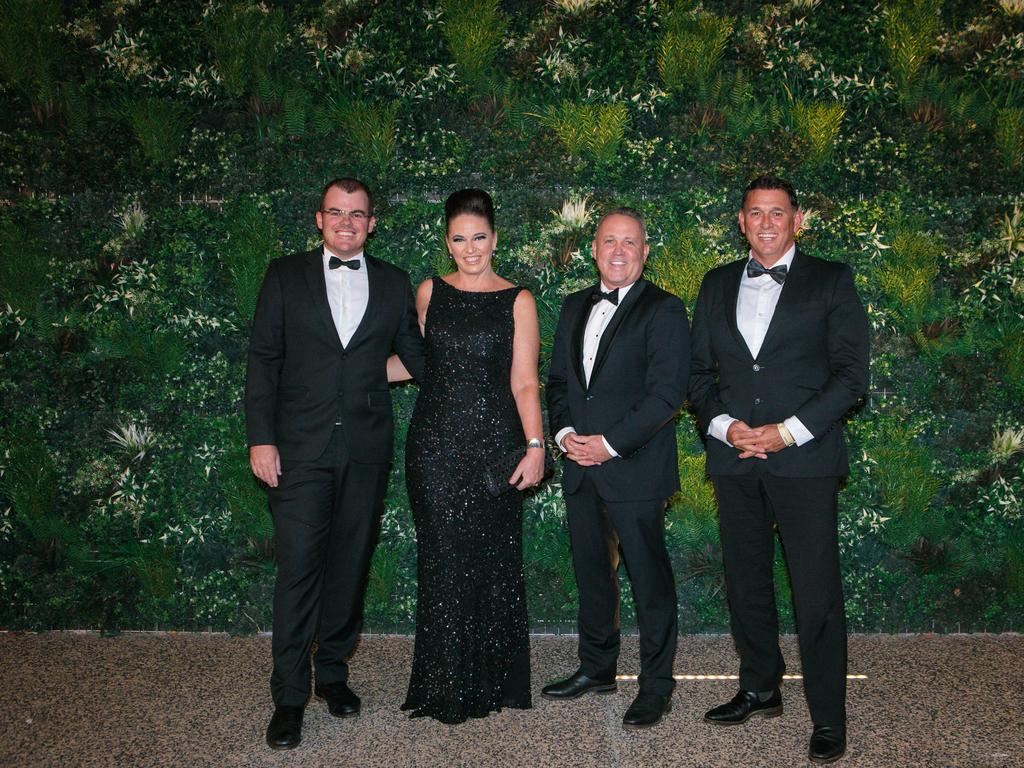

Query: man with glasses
[246,177,425,749]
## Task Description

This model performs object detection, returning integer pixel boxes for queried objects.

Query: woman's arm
[414,278,433,335]
[508,289,546,489]
[386,354,412,382]
[388,278,434,383]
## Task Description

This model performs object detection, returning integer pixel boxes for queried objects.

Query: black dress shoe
[541,670,617,700]
[314,681,361,717]
[622,692,672,729]
[703,689,783,725]
[809,724,846,763]
[266,705,303,750]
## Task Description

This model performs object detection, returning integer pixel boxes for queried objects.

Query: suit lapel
[344,253,379,350]
[305,246,346,353]
[723,260,750,359]
[588,279,648,390]
[757,249,807,356]
[570,290,591,390]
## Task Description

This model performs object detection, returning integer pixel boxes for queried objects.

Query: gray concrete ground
[0,633,1021,768]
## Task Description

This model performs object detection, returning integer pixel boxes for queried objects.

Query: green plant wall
[1,0,1023,633]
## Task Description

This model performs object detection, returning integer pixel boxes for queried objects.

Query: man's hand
[727,421,790,458]
[250,444,282,487]
[564,433,613,466]
[727,420,767,460]
[748,424,788,455]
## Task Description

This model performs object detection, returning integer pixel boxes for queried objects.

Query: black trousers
[565,475,678,697]
[267,427,390,707]
[712,471,847,726]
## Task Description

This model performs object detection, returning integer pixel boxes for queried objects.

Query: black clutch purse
[482,447,555,497]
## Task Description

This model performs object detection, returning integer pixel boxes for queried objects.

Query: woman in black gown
[391,189,545,723]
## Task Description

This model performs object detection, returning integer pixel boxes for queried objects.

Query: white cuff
[555,427,575,452]
[785,416,814,447]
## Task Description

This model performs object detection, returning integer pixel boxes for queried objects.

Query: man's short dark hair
[741,175,798,209]
[595,206,647,241]
[321,177,374,214]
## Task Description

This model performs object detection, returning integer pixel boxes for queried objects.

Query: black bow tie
[746,260,787,284]
[329,256,360,270]
[591,288,619,306]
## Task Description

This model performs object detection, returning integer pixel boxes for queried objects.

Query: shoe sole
[808,747,845,764]
[622,701,672,730]
[314,692,361,718]
[704,703,783,726]
[267,738,301,750]
[541,683,618,701]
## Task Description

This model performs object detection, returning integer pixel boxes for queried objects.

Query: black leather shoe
[703,689,783,725]
[622,692,672,729]
[266,705,303,750]
[809,724,846,763]
[314,681,361,717]
[541,670,617,700]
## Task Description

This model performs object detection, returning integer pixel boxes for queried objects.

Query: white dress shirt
[555,281,637,457]
[323,247,369,347]
[708,246,813,447]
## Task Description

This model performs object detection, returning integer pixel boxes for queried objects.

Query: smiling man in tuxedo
[544,208,689,729]
[689,175,869,763]
[246,178,424,749]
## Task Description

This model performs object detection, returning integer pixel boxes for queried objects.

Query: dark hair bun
[445,188,495,232]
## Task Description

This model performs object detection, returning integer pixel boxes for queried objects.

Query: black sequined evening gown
[401,277,532,724]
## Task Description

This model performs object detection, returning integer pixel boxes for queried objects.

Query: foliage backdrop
[2,0,1024,634]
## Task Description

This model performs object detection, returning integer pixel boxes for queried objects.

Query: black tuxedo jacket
[689,250,869,478]
[547,278,690,502]
[245,246,425,464]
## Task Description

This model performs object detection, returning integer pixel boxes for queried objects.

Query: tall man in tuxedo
[689,175,869,763]
[246,178,425,749]
[544,208,690,729]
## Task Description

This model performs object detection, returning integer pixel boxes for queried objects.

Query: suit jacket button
[754,398,761,405]
[752,363,761,371]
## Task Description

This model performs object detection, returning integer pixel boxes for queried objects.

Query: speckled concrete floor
[0,632,1021,768]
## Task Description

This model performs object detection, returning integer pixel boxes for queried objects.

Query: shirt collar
[599,279,638,300]
[746,245,796,274]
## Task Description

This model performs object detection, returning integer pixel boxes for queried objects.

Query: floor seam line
[607,693,623,768]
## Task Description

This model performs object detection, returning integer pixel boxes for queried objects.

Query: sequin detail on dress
[401,277,532,724]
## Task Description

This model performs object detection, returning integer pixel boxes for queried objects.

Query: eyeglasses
[320,208,370,221]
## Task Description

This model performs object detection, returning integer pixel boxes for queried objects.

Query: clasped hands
[727,420,788,460]
[562,432,612,467]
